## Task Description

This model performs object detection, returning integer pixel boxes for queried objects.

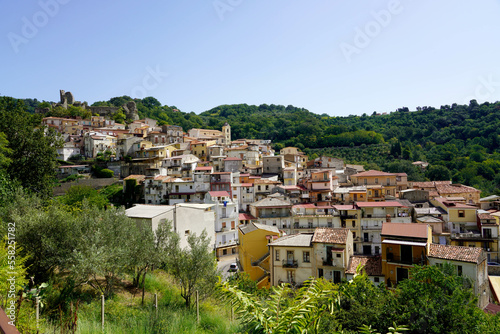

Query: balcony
[451,232,487,239]
[386,253,425,266]
[361,225,382,230]
[282,259,298,268]
[259,213,289,219]
[340,214,357,219]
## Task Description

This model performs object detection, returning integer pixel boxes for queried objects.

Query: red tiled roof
[479,213,496,220]
[345,255,382,276]
[353,170,395,177]
[312,228,349,244]
[280,185,302,191]
[412,181,452,188]
[436,184,481,194]
[434,198,477,209]
[333,205,357,210]
[208,191,230,197]
[484,303,500,314]
[293,204,317,209]
[224,157,242,161]
[381,222,429,239]
[356,201,407,208]
[428,244,484,264]
[239,213,257,220]
[195,166,213,171]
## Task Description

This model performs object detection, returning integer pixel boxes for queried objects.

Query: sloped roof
[124,174,146,181]
[356,201,407,208]
[434,198,477,209]
[416,216,444,223]
[345,255,382,275]
[411,181,452,188]
[208,191,230,197]
[239,222,279,235]
[381,222,429,239]
[352,170,395,177]
[312,228,349,244]
[239,213,257,221]
[428,244,484,264]
[436,184,481,194]
[251,197,291,208]
[269,234,313,247]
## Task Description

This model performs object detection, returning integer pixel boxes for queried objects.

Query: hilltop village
[45,91,500,310]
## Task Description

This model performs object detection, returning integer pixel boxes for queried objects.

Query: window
[336,253,341,258]
[185,230,190,235]
[275,250,280,261]
[374,277,380,283]
[375,178,378,184]
[353,232,356,238]
[386,190,390,195]
[327,219,332,227]
[457,265,463,276]
[352,221,356,227]
[458,210,465,218]
[308,219,313,228]
[222,222,226,228]
[303,251,310,263]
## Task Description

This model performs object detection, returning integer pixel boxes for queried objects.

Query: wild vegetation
[219,264,500,334]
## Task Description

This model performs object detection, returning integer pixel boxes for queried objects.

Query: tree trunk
[141,267,147,306]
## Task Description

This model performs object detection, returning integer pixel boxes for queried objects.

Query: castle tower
[222,122,231,146]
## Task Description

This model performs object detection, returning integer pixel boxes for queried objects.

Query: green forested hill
[12,95,500,195]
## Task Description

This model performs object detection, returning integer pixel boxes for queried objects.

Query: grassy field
[41,271,240,334]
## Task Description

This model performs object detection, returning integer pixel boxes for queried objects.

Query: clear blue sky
[1,0,500,116]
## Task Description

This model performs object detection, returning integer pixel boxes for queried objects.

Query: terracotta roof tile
[208,191,230,197]
[356,201,406,208]
[428,244,485,263]
[381,222,429,239]
[353,170,395,177]
[270,233,313,247]
[312,228,349,244]
[436,184,481,194]
[345,255,382,275]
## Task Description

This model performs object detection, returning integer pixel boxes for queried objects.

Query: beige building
[268,228,353,286]
[428,244,489,309]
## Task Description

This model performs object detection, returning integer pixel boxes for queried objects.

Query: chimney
[386,214,391,223]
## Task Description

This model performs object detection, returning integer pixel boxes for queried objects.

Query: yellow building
[238,222,280,288]
[191,140,217,161]
[431,198,478,234]
[350,170,400,201]
[333,205,361,254]
[381,223,432,285]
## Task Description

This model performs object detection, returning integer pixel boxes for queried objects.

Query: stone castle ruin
[37,90,139,121]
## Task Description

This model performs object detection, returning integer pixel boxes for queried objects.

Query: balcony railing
[451,232,487,239]
[340,214,357,219]
[282,259,298,268]
[259,213,289,218]
[361,225,382,230]
[386,253,425,266]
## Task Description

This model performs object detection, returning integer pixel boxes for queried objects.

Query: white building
[204,191,240,257]
[125,204,216,250]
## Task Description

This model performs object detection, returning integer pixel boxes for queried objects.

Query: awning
[382,240,427,247]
